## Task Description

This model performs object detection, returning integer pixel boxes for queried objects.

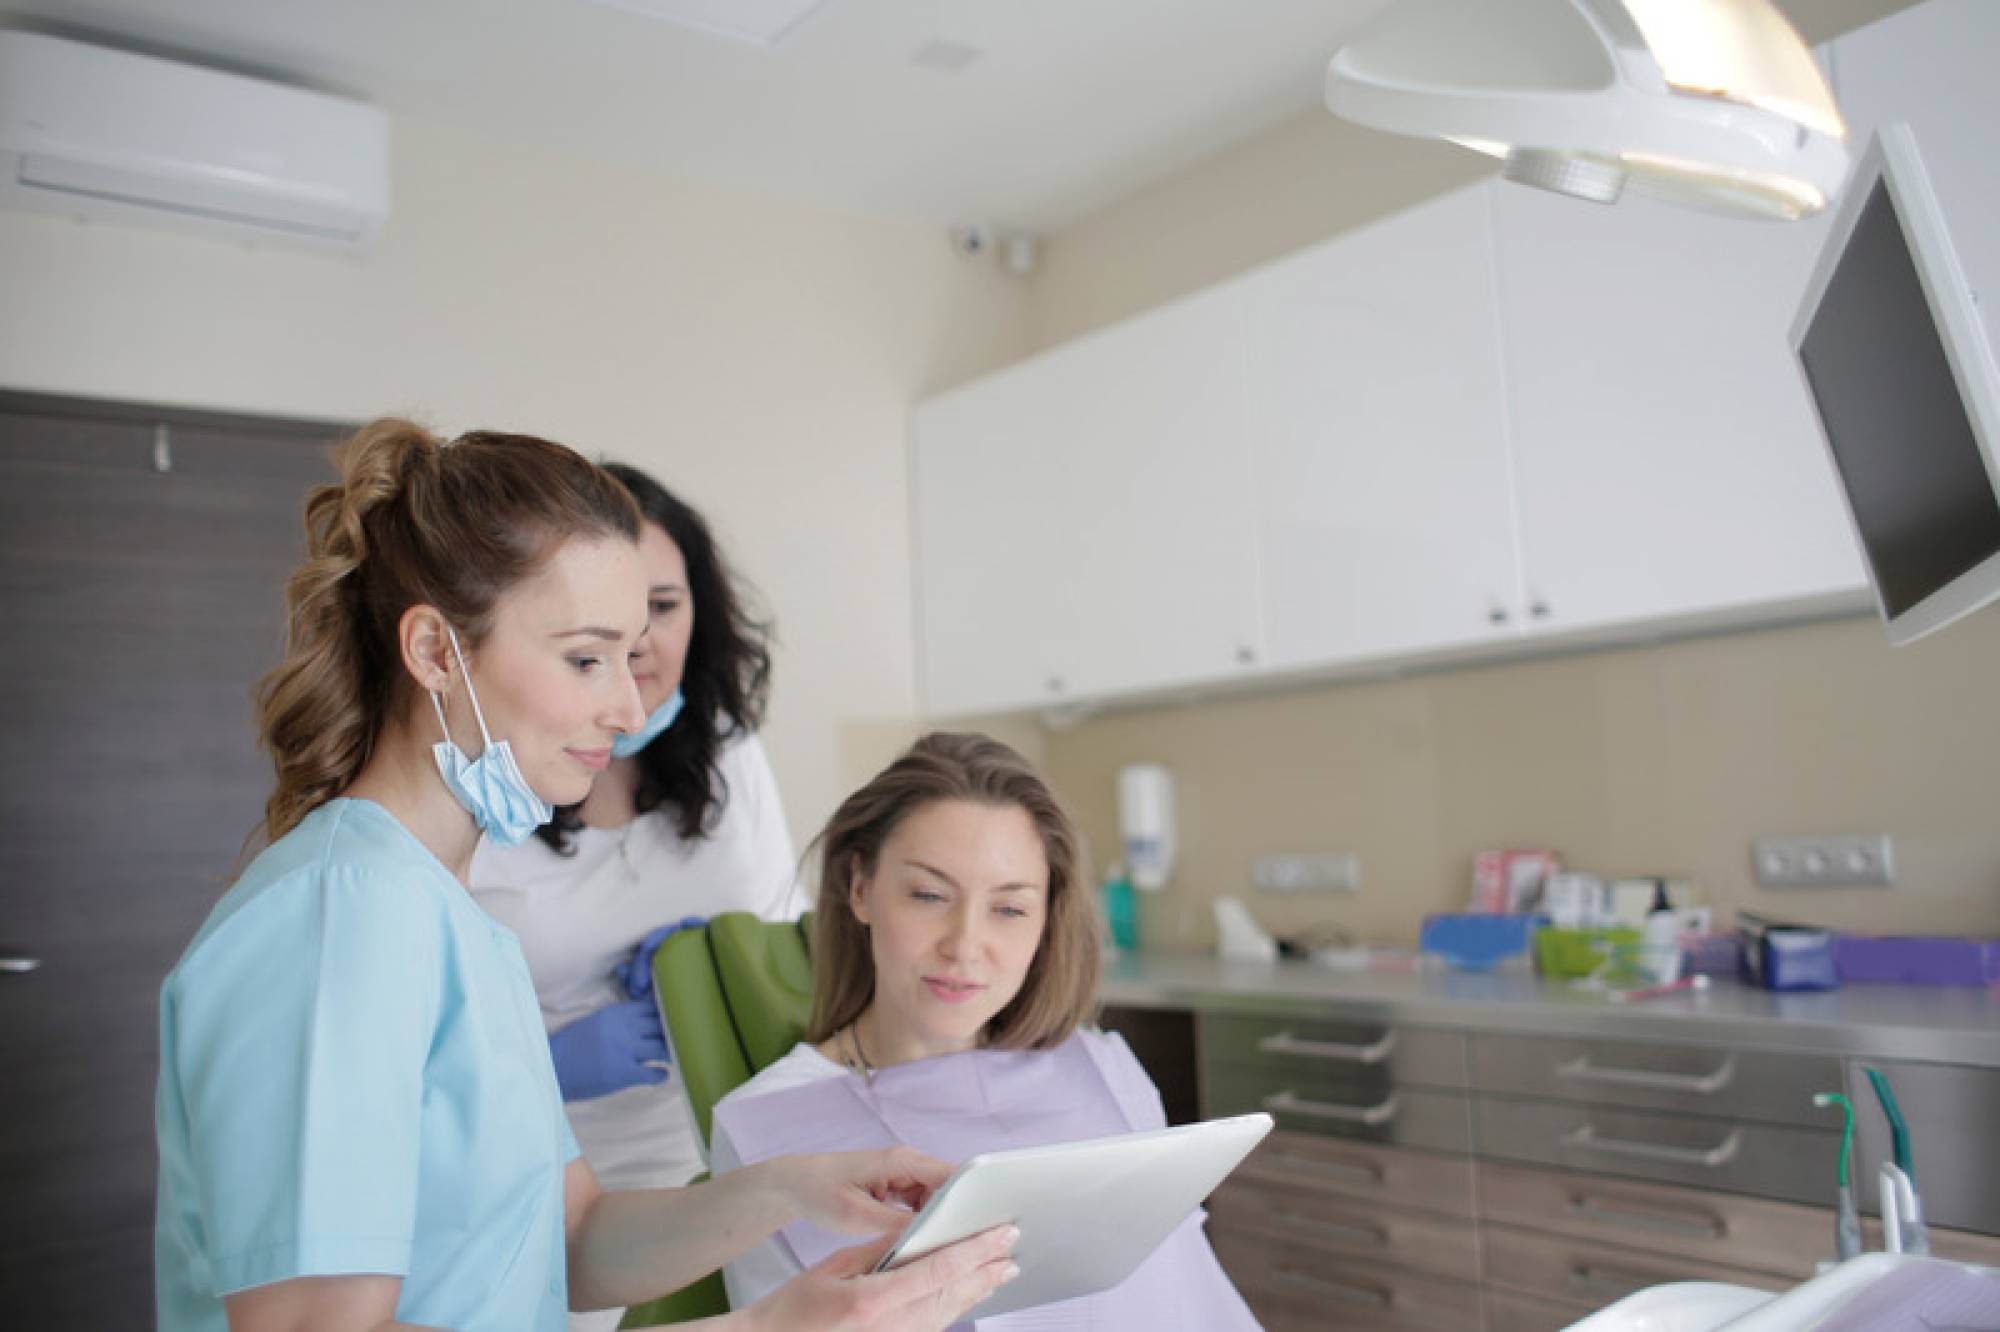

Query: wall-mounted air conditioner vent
[0,32,391,251]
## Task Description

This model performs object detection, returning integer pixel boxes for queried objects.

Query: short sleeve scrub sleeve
[155,799,581,1332]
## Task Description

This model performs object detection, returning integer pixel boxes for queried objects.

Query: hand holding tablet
[874,1112,1274,1319]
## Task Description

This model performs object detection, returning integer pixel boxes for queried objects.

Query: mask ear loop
[444,624,498,755]
[428,687,457,748]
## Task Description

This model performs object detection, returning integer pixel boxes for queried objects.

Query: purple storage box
[1835,934,2000,986]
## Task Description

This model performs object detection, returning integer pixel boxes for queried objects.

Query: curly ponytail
[252,418,639,846]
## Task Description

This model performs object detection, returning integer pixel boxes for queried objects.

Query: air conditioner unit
[0,32,390,251]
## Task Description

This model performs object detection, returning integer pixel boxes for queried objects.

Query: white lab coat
[471,731,800,1331]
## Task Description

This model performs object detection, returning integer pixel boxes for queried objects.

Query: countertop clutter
[1100,952,2000,1067]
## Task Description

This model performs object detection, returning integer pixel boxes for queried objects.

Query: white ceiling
[0,0,1399,233]
[0,1,1917,236]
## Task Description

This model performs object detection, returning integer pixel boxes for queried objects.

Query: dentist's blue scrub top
[155,798,581,1331]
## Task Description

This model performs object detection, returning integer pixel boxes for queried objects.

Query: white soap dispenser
[1117,764,1176,892]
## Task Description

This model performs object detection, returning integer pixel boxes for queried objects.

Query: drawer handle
[1257,1030,1396,1064]
[1568,1263,1655,1302]
[1262,1090,1401,1126]
[1271,1208,1388,1248]
[1557,1054,1735,1095]
[1568,1196,1726,1239]
[1562,1124,1742,1169]
[1274,1267,1392,1308]
[1261,1151,1384,1186]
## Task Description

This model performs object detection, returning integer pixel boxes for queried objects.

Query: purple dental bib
[714,1030,1261,1330]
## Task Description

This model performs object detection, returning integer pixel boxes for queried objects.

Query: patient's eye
[995,903,1030,920]
[910,888,947,904]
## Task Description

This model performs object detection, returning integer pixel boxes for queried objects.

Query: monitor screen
[1792,126,2000,642]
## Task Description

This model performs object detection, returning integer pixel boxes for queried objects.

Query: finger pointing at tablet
[770,1146,954,1236]
[740,1226,1020,1332]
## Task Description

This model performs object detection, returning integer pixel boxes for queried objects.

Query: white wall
[0,114,1033,843]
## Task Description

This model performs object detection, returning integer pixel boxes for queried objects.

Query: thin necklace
[843,1022,877,1084]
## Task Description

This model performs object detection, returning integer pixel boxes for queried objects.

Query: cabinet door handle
[1271,1209,1387,1248]
[1563,1124,1741,1169]
[1262,1090,1401,1126]
[1,955,42,973]
[1568,1264,1655,1302]
[1568,1195,1726,1239]
[1557,1054,1735,1095]
[1259,1151,1383,1186]
[1257,1030,1395,1064]
[1488,606,1510,626]
[1274,1267,1392,1308]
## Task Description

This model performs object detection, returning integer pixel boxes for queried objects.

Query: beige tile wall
[1038,613,2000,950]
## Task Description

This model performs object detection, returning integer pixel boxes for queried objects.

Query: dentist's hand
[741,1227,1020,1332]
[763,1146,952,1237]
[618,916,708,1001]
[547,998,670,1102]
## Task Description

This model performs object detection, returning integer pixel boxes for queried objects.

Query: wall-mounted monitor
[1791,123,2000,646]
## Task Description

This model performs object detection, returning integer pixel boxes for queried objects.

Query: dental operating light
[1326,0,1850,220]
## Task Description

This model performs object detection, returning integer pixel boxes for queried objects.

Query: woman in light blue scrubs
[154,420,1019,1332]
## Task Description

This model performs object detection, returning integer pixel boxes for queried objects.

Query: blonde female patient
[709,732,1259,1329]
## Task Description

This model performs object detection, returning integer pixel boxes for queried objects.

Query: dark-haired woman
[469,467,797,1330]
[154,423,1017,1332]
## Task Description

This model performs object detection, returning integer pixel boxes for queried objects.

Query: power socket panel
[1752,834,1896,889]
[1253,852,1360,894]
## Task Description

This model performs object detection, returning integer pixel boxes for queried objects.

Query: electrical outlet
[1752,834,1895,888]
[1253,853,1360,894]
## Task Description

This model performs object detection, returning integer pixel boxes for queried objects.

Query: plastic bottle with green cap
[1101,862,1138,952]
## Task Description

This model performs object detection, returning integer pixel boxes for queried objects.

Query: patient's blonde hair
[806,732,1100,1051]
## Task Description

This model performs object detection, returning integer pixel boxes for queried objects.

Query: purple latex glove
[547,997,670,1102]
[618,915,708,1002]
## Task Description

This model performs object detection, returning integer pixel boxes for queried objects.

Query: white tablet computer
[874,1112,1273,1319]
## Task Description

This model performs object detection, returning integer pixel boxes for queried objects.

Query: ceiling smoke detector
[1325,0,1850,220]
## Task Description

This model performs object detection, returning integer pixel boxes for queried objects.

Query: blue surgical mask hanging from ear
[610,688,684,759]
[429,625,554,847]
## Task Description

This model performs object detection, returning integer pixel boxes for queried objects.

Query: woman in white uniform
[472,465,798,1327]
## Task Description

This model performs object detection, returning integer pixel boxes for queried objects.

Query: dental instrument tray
[875,1112,1273,1318]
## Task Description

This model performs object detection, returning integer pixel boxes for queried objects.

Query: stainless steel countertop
[1098,952,2000,1067]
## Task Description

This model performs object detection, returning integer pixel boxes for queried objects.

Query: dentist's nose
[610,664,647,736]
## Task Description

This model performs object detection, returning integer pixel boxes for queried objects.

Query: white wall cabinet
[908,9,2000,717]
[1244,184,1525,671]
[1489,182,1867,637]
[913,281,1263,716]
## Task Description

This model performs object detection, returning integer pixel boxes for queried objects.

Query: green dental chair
[617,912,816,1328]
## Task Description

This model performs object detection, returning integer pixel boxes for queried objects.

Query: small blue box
[1420,914,1543,972]
[1738,912,1839,991]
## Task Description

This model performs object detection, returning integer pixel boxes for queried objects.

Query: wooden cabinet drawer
[1472,1033,1840,1126]
[1849,1059,2000,1236]
[1477,1094,1838,1206]
[1233,1130,1475,1220]
[1212,1229,1482,1332]
[1482,1222,1789,1311]
[1207,1062,1472,1151]
[1477,1159,1826,1278]
[1209,1174,1478,1280]
[1486,1287,1595,1332]
[1202,1011,1468,1088]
